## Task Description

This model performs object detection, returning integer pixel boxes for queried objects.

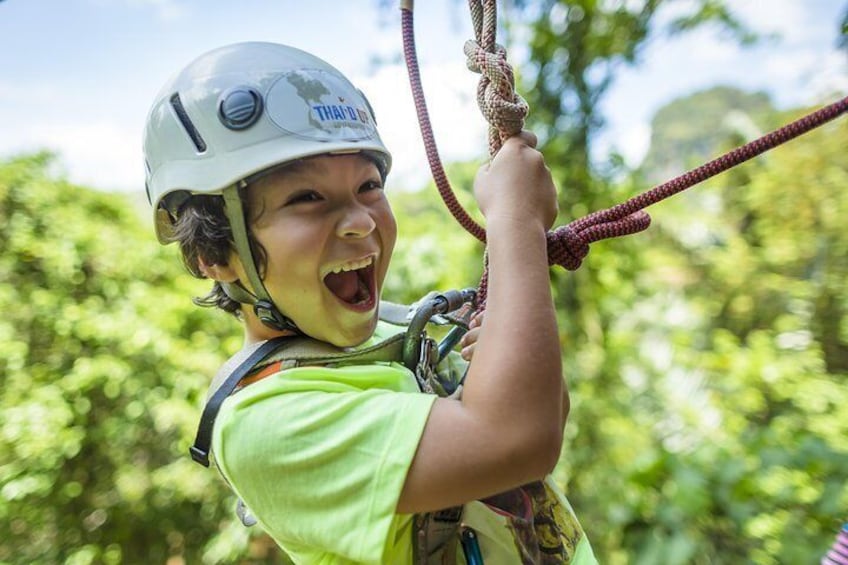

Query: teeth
[329,256,373,274]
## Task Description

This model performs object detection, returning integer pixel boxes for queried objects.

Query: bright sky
[0,0,845,195]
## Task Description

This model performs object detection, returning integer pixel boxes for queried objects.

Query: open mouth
[323,257,377,311]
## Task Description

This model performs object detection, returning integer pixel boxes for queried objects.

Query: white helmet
[144,41,391,243]
[143,42,391,330]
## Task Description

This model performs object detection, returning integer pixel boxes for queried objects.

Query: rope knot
[463,39,528,154]
[548,225,589,271]
[546,211,652,271]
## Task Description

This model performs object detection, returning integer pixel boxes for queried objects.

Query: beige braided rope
[464,0,528,156]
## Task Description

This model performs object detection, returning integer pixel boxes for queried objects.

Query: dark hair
[169,190,266,315]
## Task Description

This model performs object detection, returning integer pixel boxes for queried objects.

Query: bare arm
[460,310,569,432]
[397,132,567,514]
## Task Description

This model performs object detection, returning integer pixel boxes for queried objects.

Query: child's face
[238,154,396,347]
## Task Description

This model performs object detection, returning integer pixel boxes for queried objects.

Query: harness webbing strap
[221,186,268,308]
[190,331,409,468]
[189,337,290,467]
[259,333,406,367]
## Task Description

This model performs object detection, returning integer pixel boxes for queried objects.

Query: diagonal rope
[401,2,848,304]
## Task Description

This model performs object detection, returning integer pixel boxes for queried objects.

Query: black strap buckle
[189,445,210,467]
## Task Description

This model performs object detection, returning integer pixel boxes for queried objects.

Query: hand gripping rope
[400,0,848,307]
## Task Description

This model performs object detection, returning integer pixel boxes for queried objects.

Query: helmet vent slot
[170,93,207,153]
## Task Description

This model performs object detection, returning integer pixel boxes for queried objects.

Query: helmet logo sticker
[266,69,376,142]
[218,87,263,130]
[285,71,332,133]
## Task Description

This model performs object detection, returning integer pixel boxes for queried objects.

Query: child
[144,41,597,564]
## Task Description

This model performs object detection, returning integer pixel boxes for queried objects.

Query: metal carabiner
[402,289,476,372]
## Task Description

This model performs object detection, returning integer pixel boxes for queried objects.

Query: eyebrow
[245,159,324,222]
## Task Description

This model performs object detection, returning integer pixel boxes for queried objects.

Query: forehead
[254,154,378,188]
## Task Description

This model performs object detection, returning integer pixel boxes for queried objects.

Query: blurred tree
[640,86,775,183]
[384,161,484,305]
[512,0,752,205]
[0,154,289,564]
[628,104,848,563]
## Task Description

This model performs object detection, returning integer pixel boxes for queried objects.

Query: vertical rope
[401,6,487,244]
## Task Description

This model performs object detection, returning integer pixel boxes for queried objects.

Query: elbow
[518,386,569,479]
[537,387,567,476]
[519,424,563,480]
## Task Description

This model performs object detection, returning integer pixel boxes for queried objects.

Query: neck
[240,306,295,345]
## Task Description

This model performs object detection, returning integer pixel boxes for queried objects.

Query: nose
[336,202,376,239]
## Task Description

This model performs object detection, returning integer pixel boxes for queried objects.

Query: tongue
[324,270,360,303]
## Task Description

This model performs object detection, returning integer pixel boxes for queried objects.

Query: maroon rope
[401,8,486,243]
[550,95,848,270]
[401,7,848,301]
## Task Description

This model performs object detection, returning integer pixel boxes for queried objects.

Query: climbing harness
[401,0,848,306]
[190,291,476,563]
[190,290,475,467]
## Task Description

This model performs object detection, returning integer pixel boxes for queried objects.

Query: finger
[460,327,481,347]
[468,310,485,329]
[503,129,537,149]
[518,129,538,148]
[461,343,476,361]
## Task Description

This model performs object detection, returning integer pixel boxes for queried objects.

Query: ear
[198,256,240,283]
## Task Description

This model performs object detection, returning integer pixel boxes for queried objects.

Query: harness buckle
[189,445,210,467]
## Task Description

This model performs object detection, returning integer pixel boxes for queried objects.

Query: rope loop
[547,225,589,271]
[547,210,652,271]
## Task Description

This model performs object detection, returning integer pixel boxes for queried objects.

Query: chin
[321,316,378,348]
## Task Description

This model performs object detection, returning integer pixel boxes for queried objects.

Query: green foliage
[2,12,845,561]
[0,154,288,564]
[563,106,848,562]
[513,0,751,205]
[391,93,848,562]
[494,2,847,560]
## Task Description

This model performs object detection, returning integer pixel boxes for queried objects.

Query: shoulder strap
[189,337,289,467]
[190,331,408,468]
[258,332,406,370]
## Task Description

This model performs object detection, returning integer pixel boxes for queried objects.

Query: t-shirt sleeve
[212,371,437,564]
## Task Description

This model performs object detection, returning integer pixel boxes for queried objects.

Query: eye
[358,179,383,193]
[285,190,323,205]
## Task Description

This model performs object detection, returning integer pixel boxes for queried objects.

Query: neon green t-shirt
[212,325,597,564]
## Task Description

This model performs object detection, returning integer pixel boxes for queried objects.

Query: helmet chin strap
[222,184,300,333]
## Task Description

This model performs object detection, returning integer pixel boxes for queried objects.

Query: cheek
[381,207,398,251]
[257,219,321,260]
